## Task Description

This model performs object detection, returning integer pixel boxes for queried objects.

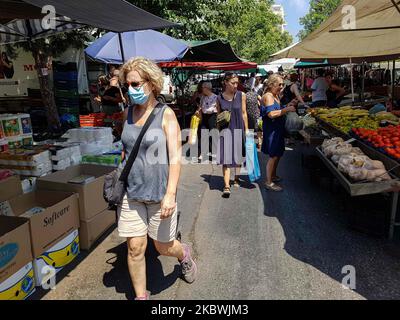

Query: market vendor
[326,74,346,108]
[311,69,328,108]
[102,70,127,115]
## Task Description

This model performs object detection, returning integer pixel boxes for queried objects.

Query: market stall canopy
[182,40,243,63]
[294,59,334,69]
[18,0,179,32]
[158,61,257,71]
[0,0,179,44]
[271,0,400,63]
[85,30,189,64]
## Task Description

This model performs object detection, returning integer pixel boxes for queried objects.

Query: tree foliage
[131,0,293,63]
[298,0,341,40]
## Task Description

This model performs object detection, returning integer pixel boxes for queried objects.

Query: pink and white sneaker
[180,244,198,284]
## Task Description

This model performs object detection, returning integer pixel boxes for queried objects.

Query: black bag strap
[119,103,162,182]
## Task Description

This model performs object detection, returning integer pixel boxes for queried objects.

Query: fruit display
[352,126,400,161]
[310,106,385,134]
[321,137,392,182]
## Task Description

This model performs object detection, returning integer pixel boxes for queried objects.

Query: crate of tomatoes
[352,126,400,161]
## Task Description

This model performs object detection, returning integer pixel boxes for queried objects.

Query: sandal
[272,176,282,183]
[222,187,231,198]
[232,179,240,188]
[265,183,283,192]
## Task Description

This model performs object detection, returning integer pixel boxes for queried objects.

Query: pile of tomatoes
[352,126,400,160]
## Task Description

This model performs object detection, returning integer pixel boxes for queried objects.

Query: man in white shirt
[311,69,329,107]
[195,82,218,160]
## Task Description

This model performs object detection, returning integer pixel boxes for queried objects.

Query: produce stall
[300,105,400,239]
[316,137,400,239]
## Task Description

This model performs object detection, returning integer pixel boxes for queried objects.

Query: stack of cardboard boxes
[0,164,117,300]
[37,164,116,251]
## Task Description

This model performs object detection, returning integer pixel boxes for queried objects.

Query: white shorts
[117,195,178,243]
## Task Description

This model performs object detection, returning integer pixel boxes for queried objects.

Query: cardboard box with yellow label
[33,230,80,287]
[0,262,35,300]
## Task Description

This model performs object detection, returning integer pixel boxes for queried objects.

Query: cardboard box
[0,262,35,300]
[33,230,79,287]
[37,164,115,221]
[7,190,80,258]
[0,175,22,203]
[0,216,32,284]
[80,209,116,250]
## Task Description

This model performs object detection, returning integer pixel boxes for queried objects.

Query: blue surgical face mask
[128,84,149,105]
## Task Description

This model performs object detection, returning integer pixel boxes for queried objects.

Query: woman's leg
[153,240,184,260]
[223,166,231,188]
[272,157,281,180]
[266,157,278,185]
[127,236,148,298]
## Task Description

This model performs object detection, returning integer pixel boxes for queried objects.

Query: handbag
[216,93,236,130]
[103,104,160,209]
[216,111,231,130]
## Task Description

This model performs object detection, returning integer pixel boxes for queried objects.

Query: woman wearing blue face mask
[118,57,197,300]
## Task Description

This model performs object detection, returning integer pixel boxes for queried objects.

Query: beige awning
[272,0,400,62]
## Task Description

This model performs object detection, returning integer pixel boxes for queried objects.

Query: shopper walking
[281,73,305,106]
[195,82,218,159]
[118,57,197,300]
[261,74,296,192]
[217,72,249,198]
[244,83,262,149]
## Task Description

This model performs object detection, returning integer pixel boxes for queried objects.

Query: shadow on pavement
[103,239,180,300]
[201,172,257,194]
[257,142,400,300]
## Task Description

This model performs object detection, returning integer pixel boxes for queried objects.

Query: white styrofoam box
[33,230,80,287]
[21,177,37,194]
[0,262,36,300]
[80,142,113,156]
[70,155,82,166]
[67,128,113,144]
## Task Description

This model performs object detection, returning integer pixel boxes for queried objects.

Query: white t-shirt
[201,94,218,114]
[311,77,328,102]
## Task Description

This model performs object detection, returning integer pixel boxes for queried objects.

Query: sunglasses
[127,80,147,88]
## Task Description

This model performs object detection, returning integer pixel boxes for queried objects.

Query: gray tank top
[121,104,169,203]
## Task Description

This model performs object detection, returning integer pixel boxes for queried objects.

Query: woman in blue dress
[261,74,296,192]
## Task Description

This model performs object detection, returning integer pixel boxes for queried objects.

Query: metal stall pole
[392,60,396,106]
[389,192,399,240]
[350,58,355,104]
[361,62,365,103]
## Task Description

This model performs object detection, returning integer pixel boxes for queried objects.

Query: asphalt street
[33,143,400,300]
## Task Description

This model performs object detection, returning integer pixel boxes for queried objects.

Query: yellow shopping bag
[189,114,201,145]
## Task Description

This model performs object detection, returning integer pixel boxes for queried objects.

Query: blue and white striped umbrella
[0,16,82,44]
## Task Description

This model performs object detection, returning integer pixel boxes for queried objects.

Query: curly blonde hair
[120,57,164,97]
[265,74,283,94]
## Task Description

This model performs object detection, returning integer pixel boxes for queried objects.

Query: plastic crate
[53,71,78,81]
[54,79,78,90]
[55,89,79,99]
[58,107,79,115]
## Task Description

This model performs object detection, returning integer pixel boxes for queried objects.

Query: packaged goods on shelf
[0,149,52,177]
[321,138,392,182]
[81,153,122,167]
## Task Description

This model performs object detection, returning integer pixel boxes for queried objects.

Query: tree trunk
[32,46,61,131]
